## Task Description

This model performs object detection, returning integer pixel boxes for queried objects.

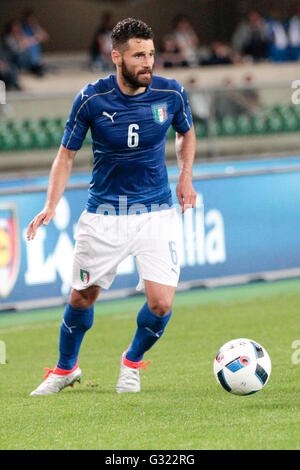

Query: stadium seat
[1,103,300,153]
[54,117,67,134]
[273,104,288,116]
[16,131,33,150]
[282,112,298,132]
[235,115,252,135]
[0,132,16,151]
[47,128,62,146]
[85,130,93,144]
[219,116,237,136]
[24,119,40,132]
[194,121,208,138]
[266,112,284,133]
[291,104,300,118]
[252,114,267,134]
[31,129,50,149]
[8,120,24,132]
[167,127,176,140]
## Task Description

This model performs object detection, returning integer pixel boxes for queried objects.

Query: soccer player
[27,18,196,396]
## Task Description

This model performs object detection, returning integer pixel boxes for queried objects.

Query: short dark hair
[111,18,154,51]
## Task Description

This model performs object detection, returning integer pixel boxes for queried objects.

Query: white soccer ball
[214,338,271,395]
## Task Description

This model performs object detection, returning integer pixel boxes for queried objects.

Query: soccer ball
[214,338,271,395]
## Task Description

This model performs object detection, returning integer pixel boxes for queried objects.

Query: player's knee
[148,298,172,317]
[70,286,100,309]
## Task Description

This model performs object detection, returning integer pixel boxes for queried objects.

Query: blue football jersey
[61,74,193,214]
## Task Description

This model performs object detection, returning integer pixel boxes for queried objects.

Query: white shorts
[72,207,181,291]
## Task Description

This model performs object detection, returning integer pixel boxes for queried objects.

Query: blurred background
[1,0,300,310]
[1,0,300,168]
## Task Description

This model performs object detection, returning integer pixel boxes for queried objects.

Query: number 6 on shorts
[168,241,178,265]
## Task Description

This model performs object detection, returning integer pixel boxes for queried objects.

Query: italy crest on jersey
[80,269,90,285]
[152,103,168,124]
[0,204,20,298]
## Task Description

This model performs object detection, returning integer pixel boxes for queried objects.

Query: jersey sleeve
[61,88,90,151]
[171,82,193,134]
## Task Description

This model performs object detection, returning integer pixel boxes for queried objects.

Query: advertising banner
[0,167,300,310]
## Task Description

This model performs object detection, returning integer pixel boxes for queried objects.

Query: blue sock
[57,302,94,370]
[126,302,172,362]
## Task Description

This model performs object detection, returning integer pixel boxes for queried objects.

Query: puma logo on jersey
[102,111,117,122]
[81,89,89,100]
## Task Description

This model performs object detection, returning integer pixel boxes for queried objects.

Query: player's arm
[27,86,90,241]
[170,81,197,213]
[175,125,197,213]
[27,145,76,240]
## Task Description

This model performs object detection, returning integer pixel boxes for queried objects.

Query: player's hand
[176,171,197,213]
[27,207,56,241]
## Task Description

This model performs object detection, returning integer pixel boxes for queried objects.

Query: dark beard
[121,60,153,89]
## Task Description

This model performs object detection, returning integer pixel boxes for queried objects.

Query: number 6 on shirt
[128,123,139,148]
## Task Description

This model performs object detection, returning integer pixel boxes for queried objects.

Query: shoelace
[42,367,76,387]
[42,361,79,381]
[42,367,54,380]
[137,361,151,370]
[123,355,151,370]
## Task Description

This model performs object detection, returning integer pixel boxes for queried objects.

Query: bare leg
[144,280,176,316]
[70,285,101,309]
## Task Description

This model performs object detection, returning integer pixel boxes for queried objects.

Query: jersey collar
[111,74,152,100]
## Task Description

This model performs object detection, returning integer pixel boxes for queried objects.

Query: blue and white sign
[0,162,300,310]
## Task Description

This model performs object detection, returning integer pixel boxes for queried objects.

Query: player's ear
[111,50,122,66]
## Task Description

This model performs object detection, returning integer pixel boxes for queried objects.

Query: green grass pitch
[0,278,299,450]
